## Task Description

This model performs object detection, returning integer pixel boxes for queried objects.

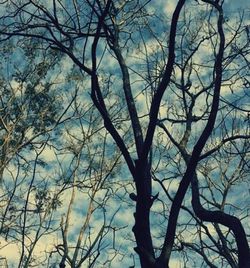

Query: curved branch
[158,2,225,265]
[191,174,250,268]
[141,0,187,163]
[90,0,135,177]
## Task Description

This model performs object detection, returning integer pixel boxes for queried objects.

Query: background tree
[0,0,249,267]
[0,41,125,267]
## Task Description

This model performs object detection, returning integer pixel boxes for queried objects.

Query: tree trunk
[132,161,155,268]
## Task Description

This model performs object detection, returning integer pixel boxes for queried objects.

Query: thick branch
[90,1,135,177]
[141,0,187,163]
[91,75,135,177]
[158,3,225,265]
[112,46,144,156]
[191,174,250,268]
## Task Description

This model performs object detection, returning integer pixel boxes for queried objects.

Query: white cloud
[40,146,57,162]
[164,0,178,15]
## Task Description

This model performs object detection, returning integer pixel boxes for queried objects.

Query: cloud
[164,0,178,15]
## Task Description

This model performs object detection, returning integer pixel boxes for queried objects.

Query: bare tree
[0,0,249,267]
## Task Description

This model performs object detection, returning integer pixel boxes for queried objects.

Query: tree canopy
[0,0,249,267]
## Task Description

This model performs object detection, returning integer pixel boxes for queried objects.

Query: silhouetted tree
[0,1,249,267]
